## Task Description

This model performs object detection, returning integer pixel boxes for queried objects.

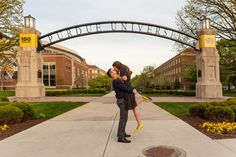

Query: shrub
[209,102,228,106]
[35,113,46,119]
[0,105,23,124]
[12,102,35,121]
[230,105,236,121]
[226,99,236,106]
[45,88,107,96]
[0,97,9,102]
[141,89,195,96]
[189,103,210,118]
[204,106,235,122]
[0,102,11,106]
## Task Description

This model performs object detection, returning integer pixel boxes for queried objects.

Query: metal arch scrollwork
[37,21,198,51]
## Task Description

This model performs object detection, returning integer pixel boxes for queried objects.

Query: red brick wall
[43,54,72,88]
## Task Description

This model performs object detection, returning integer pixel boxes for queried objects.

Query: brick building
[154,48,196,89]
[1,42,105,89]
[88,65,106,81]
[41,43,90,88]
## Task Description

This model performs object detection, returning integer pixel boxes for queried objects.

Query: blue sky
[24,0,187,75]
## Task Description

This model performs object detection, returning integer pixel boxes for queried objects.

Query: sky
[24,0,187,75]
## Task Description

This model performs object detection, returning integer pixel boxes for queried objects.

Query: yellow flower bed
[0,124,9,131]
[200,122,236,135]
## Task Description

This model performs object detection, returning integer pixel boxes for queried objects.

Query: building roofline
[156,48,196,70]
[41,41,85,61]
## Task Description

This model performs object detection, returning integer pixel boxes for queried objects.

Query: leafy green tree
[131,66,156,90]
[173,79,181,89]
[0,0,24,57]
[217,39,236,89]
[183,63,197,83]
[88,75,112,90]
[154,75,172,89]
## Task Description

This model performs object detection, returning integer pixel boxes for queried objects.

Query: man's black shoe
[117,138,131,143]
[125,134,131,137]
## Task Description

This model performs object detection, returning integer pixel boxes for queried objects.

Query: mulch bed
[0,119,46,141]
[178,115,236,139]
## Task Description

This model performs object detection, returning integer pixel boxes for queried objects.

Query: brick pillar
[15,28,45,98]
[196,29,222,99]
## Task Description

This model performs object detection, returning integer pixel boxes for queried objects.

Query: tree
[173,79,181,89]
[183,63,197,83]
[131,66,156,90]
[0,0,24,91]
[175,0,236,51]
[217,39,236,89]
[176,0,236,89]
[154,75,172,89]
[88,75,112,90]
[0,0,24,56]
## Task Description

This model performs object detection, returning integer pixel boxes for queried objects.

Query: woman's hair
[106,68,112,78]
[112,61,133,77]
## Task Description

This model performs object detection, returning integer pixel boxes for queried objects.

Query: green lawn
[30,102,87,119]
[154,102,192,116]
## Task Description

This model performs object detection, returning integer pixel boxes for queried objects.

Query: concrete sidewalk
[1,92,236,157]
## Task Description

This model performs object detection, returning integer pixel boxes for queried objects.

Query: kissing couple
[107,61,151,143]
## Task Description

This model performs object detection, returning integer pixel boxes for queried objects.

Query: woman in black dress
[112,61,144,132]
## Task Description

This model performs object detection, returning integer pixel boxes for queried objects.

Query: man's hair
[112,61,133,77]
[107,68,112,78]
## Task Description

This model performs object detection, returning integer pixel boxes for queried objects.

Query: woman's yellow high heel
[135,124,144,132]
[142,96,152,101]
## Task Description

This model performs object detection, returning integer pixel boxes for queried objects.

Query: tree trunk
[228,83,231,91]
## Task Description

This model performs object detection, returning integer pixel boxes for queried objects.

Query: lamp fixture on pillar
[24,14,36,28]
[201,17,211,29]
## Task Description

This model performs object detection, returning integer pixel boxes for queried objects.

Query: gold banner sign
[19,34,38,48]
[199,35,216,48]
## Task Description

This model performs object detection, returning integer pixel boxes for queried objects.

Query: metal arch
[38,21,198,51]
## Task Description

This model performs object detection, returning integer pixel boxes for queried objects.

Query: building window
[43,63,56,87]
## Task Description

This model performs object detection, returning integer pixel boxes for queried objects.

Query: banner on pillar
[19,34,38,48]
[199,35,216,48]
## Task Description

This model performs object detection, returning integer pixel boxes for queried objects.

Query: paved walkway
[9,95,230,103]
[1,93,236,157]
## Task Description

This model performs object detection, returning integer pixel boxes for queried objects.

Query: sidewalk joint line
[102,111,118,157]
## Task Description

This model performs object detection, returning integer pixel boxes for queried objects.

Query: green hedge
[205,106,235,122]
[231,105,236,121]
[189,101,236,122]
[189,103,210,119]
[0,102,34,123]
[142,89,195,96]
[0,105,23,124]
[226,98,236,106]
[46,88,107,96]
[0,97,9,102]
[12,102,35,121]
[0,101,11,106]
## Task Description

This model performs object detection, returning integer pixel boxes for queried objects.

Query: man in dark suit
[107,68,135,143]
